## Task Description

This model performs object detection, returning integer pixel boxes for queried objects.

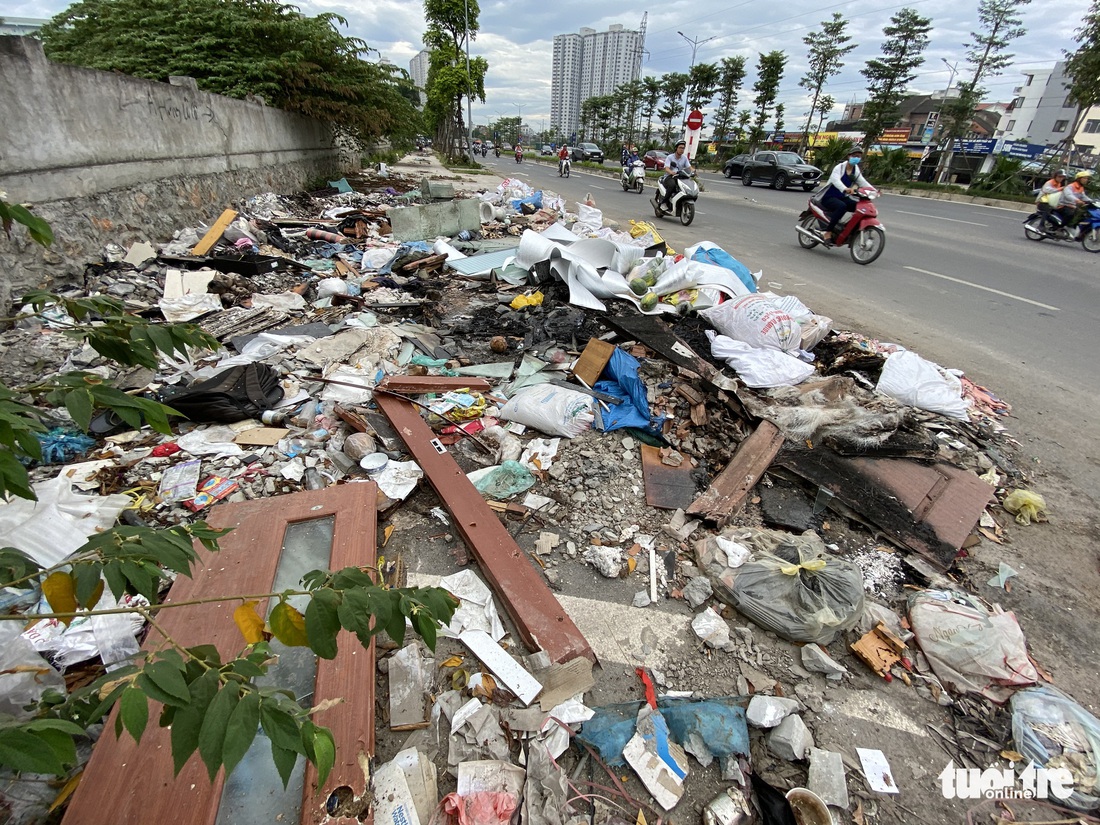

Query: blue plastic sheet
[34,428,97,465]
[593,348,662,434]
[510,191,544,211]
[691,245,757,293]
[575,697,750,767]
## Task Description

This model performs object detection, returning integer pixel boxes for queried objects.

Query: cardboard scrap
[537,657,596,712]
[233,427,290,446]
[624,706,689,811]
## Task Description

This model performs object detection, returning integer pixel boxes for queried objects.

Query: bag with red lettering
[699,294,799,353]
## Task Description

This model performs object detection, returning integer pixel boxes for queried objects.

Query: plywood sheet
[640,445,696,510]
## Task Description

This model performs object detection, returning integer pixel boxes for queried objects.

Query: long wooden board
[375,378,593,664]
[687,420,784,526]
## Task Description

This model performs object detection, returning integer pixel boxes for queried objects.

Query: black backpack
[163,363,284,423]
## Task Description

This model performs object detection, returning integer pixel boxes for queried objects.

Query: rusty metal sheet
[687,420,784,526]
[640,445,697,510]
[63,485,379,825]
[778,449,994,569]
[373,388,593,664]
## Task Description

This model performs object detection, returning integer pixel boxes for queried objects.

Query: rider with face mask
[820,145,871,244]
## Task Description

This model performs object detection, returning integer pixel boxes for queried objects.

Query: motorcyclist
[558,144,570,174]
[660,141,693,210]
[622,144,640,181]
[1036,169,1068,225]
[1057,170,1094,237]
[820,145,872,245]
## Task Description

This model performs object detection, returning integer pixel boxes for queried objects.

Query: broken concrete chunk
[582,545,623,578]
[801,643,849,679]
[746,695,801,729]
[691,607,730,650]
[808,747,849,810]
[767,714,814,761]
[633,590,652,608]
[682,575,713,609]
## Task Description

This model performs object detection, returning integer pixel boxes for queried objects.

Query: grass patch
[363,150,403,166]
[886,180,1035,204]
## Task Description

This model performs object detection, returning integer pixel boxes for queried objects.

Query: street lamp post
[515,103,526,147]
[677,31,717,137]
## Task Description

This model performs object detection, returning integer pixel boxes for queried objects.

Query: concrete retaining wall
[0,36,357,300]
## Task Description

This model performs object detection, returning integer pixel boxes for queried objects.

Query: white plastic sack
[316,278,349,298]
[707,331,815,388]
[499,386,594,438]
[0,624,64,719]
[251,291,308,312]
[876,350,971,420]
[699,295,800,353]
[908,589,1037,703]
[573,204,604,236]
[1012,686,1100,811]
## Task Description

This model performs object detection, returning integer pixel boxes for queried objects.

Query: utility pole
[677,31,717,135]
[934,58,960,183]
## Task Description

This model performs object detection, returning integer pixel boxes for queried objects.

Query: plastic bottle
[303,467,325,490]
[261,408,292,426]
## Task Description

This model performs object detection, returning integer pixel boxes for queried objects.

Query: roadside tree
[750,51,788,148]
[38,0,421,148]
[860,8,933,150]
[710,56,748,156]
[937,0,1031,182]
[799,13,857,151]
[423,0,488,159]
[1063,0,1100,163]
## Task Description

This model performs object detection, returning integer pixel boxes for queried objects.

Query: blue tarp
[593,348,663,434]
[575,697,750,767]
[691,245,757,293]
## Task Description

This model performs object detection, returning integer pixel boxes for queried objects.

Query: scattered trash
[849,622,910,683]
[1002,488,1049,525]
[875,350,971,421]
[624,705,689,811]
[908,589,1037,702]
[691,606,731,650]
[856,748,899,794]
[1011,685,1100,811]
[987,561,1019,590]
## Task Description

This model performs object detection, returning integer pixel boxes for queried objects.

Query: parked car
[571,143,604,163]
[643,150,668,170]
[501,143,512,151]
[540,144,553,156]
[721,153,753,178]
[732,151,823,191]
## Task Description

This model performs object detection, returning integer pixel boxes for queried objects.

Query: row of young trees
[570,0,1100,165]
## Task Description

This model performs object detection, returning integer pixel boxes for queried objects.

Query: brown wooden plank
[572,338,616,388]
[63,496,287,825]
[687,420,784,526]
[640,445,697,510]
[777,450,994,569]
[378,376,492,394]
[298,484,378,825]
[191,208,238,256]
[374,388,593,664]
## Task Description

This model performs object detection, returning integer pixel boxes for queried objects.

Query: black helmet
[1055,169,1068,177]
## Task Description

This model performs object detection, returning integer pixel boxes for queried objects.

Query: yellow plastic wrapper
[510,290,544,310]
[1002,489,1048,525]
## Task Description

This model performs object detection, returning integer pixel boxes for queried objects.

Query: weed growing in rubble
[0,208,456,794]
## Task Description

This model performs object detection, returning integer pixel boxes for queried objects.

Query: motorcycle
[621,159,645,194]
[495,147,500,158]
[558,156,571,178]
[651,170,699,226]
[481,144,488,158]
[796,186,886,265]
[1022,202,1100,252]
[514,147,523,163]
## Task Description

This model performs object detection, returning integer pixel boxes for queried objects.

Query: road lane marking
[589,184,606,189]
[904,266,1060,311]
[895,210,987,226]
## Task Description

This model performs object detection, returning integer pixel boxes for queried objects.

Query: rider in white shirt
[661,141,693,209]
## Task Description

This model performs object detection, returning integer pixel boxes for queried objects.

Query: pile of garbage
[1,161,1088,825]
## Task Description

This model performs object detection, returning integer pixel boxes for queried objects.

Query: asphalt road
[487,155,1100,505]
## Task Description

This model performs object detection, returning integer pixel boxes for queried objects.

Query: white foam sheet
[0,474,131,567]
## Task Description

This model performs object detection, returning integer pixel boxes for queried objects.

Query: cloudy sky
[6,0,1092,131]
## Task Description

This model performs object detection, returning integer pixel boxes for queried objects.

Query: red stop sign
[686,110,704,130]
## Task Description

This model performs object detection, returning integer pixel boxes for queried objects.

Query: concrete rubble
[0,148,1082,825]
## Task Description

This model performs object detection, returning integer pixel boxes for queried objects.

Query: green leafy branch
[0,197,54,247]
[0,528,458,787]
